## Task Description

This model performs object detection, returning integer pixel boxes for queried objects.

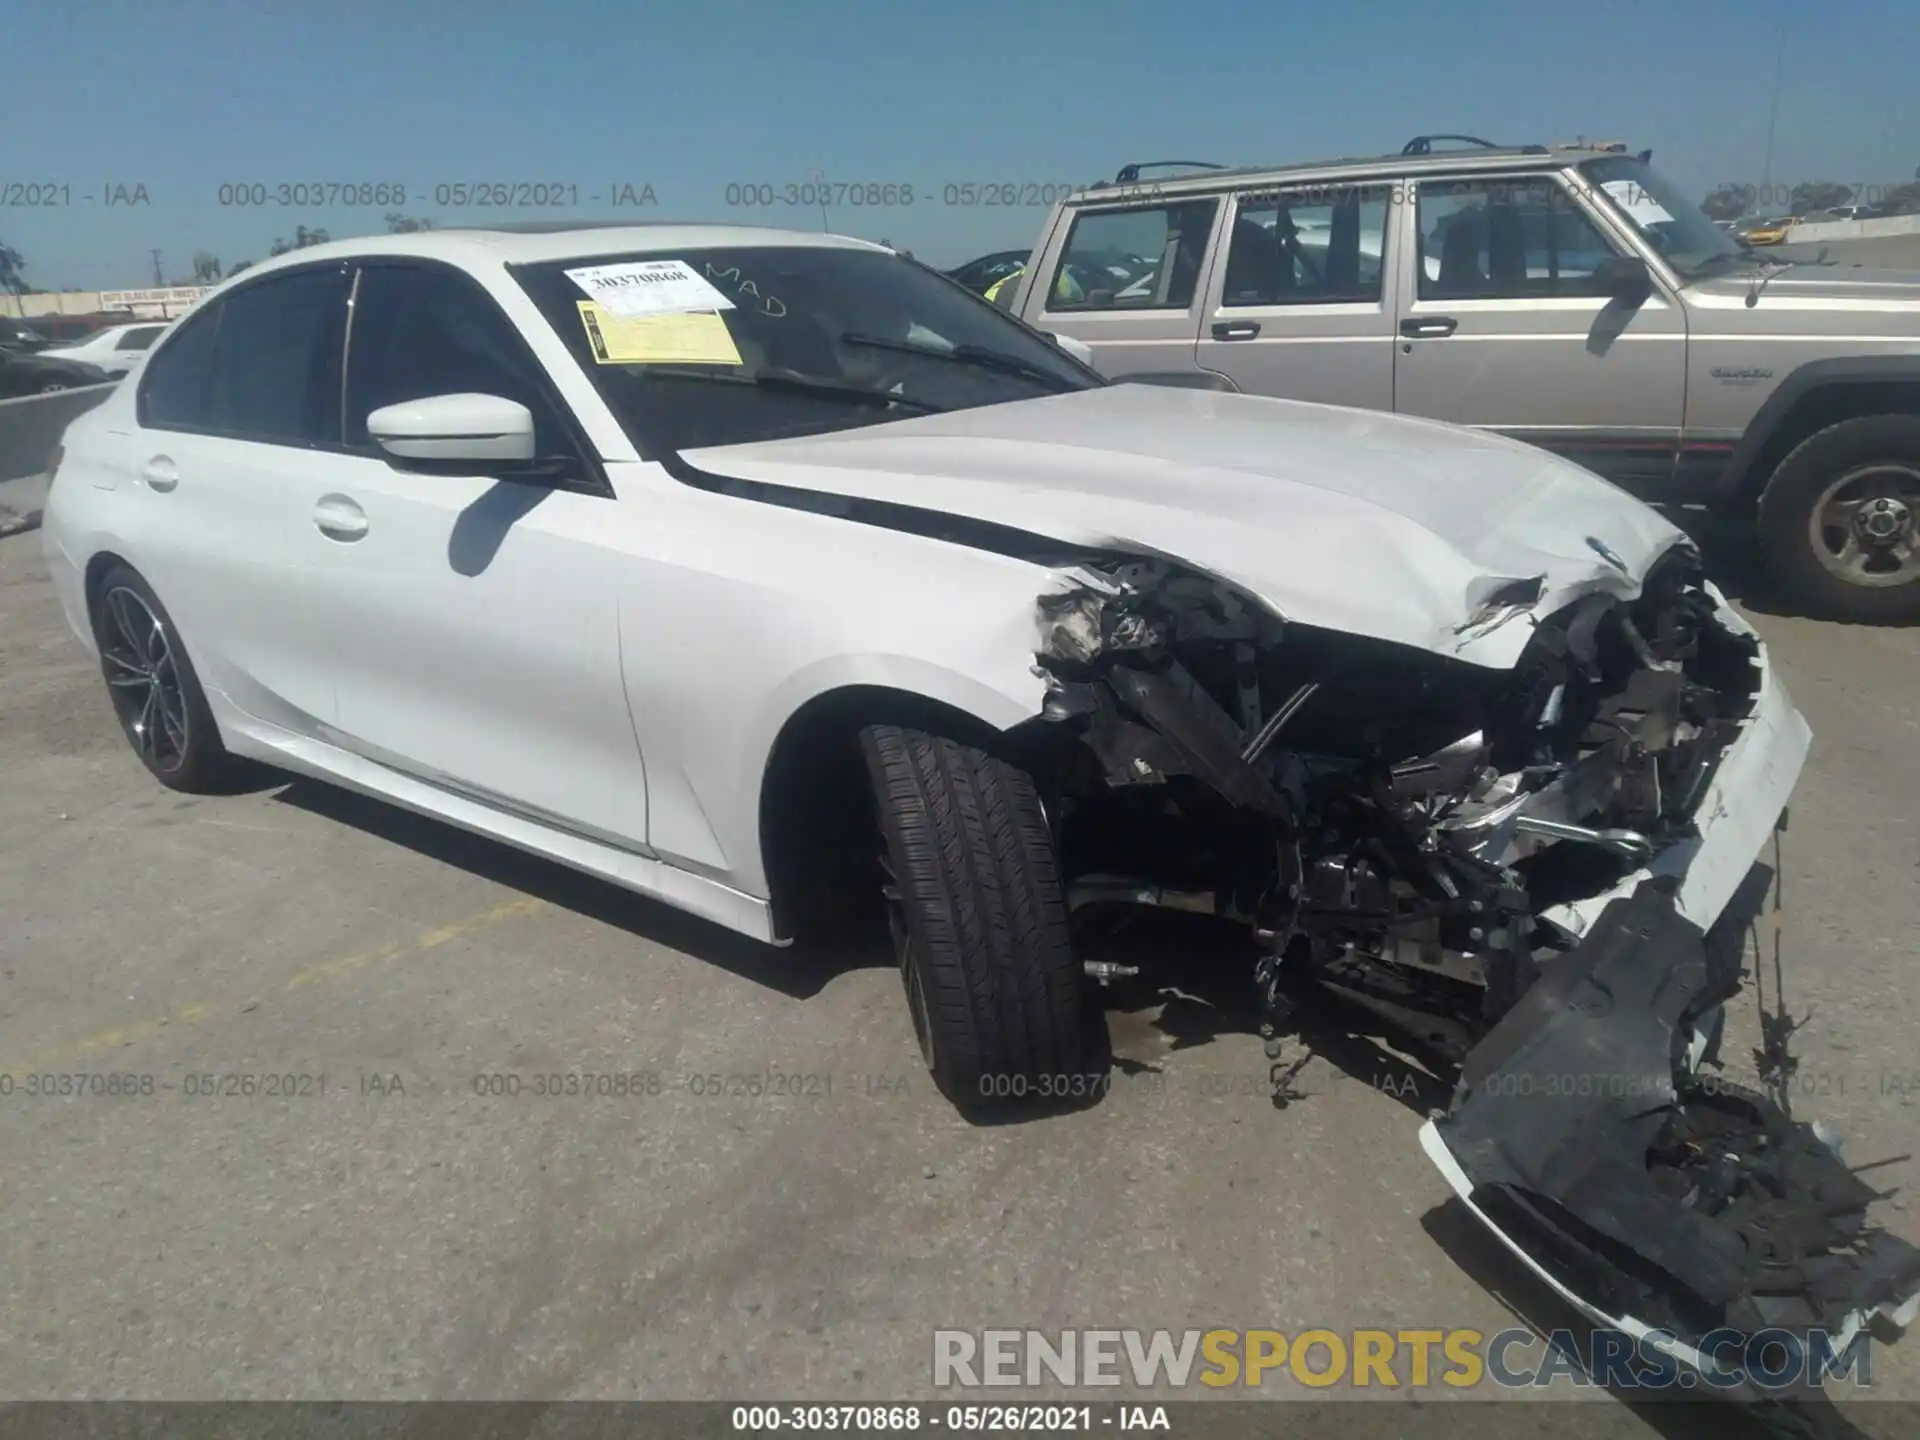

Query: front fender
[726,648,1048,899]
[607,482,1064,894]
[1719,355,1920,500]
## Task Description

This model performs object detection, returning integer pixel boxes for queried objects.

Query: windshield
[512,244,1101,453]
[1579,156,1750,278]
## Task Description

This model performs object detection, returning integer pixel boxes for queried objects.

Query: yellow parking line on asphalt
[281,897,544,992]
[10,896,545,1071]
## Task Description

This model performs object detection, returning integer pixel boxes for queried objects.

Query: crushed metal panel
[1429,879,1920,1361]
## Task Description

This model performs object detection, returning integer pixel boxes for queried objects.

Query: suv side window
[1045,199,1219,312]
[1222,185,1390,306]
[1416,178,1621,300]
[204,266,351,444]
[344,263,573,457]
[138,304,224,429]
[119,326,164,352]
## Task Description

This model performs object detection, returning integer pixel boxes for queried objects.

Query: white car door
[127,263,353,738]
[312,259,650,849]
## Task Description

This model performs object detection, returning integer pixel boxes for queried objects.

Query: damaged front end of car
[1016,543,1920,1381]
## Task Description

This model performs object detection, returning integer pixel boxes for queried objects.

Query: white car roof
[220,224,890,288]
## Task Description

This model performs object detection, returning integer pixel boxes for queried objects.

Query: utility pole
[150,249,164,285]
[1757,0,1788,211]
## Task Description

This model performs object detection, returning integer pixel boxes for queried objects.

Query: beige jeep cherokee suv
[1006,135,1920,622]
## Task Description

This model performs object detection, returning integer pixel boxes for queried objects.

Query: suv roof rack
[1109,160,1227,185]
[1401,134,1549,156]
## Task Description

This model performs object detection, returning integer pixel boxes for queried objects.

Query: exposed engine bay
[1025,544,1758,1058]
[1017,543,1920,1378]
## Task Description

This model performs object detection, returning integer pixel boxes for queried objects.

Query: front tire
[860,724,1086,1113]
[1756,415,1920,622]
[90,564,237,792]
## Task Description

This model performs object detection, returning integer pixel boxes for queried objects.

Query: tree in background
[1701,184,1756,221]
[267,225,331,256]
[191,251,224,284]
[1879,181,1920,215]
[384,212,435,233]
[1788,181,1856,215]
[0,239,25,295]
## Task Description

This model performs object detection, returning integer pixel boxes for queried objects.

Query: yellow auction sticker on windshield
[577,300,742,367]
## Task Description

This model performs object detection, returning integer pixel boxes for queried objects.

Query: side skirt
[216,714,781,946]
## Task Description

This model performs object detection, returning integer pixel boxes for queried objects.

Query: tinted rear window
[138,306,223,429]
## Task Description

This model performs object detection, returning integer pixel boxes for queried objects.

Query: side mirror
[1051,333,1097,369]
[1593,254,1652,297]
[367,392,535,465]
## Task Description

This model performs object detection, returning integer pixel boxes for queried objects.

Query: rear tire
[1755,415,1920,622]
[90,564,238,792]
[859,724,1086,1114]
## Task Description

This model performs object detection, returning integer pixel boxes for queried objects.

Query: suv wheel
[90,564,238,792]
[1757,415,1920,621]
[859,723,1086,1113]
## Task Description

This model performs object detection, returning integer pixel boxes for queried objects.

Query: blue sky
[4,0,1916,289]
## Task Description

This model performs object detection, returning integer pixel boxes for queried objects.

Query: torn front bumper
[1421,629,1920,1379]
[1421,882,1920,1382]
[1538,587,1809,941]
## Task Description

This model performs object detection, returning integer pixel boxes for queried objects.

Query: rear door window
[1221,185,1391,306]
[1045,199,1220,312]
[202,266,351,444]
[138,305,224,430]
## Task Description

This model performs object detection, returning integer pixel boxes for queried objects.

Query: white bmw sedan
[38,223,1918,1374]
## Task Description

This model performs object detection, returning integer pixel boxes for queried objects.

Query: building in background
[96,287,212,318]
[2,286,211,322]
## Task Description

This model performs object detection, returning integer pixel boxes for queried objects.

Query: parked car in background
[1734,215,1797,245]
[1007,136,1920,621]
[0,347,113,397]
[37,321,170,377]
[34,312,136,344]
[1,319,55,352]
[945,248,1030,296]
[1804,204,1888,223]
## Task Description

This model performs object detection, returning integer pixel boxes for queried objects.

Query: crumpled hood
[686,385,1688,668]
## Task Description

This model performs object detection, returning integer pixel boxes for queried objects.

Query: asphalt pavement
[0,470,51,535]
[0,517,1916,1433]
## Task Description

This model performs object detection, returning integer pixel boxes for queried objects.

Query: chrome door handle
[313,494,368,542]
[140,456,179,492]
[1211,321,1262,340]
[1399,317,1459,338]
